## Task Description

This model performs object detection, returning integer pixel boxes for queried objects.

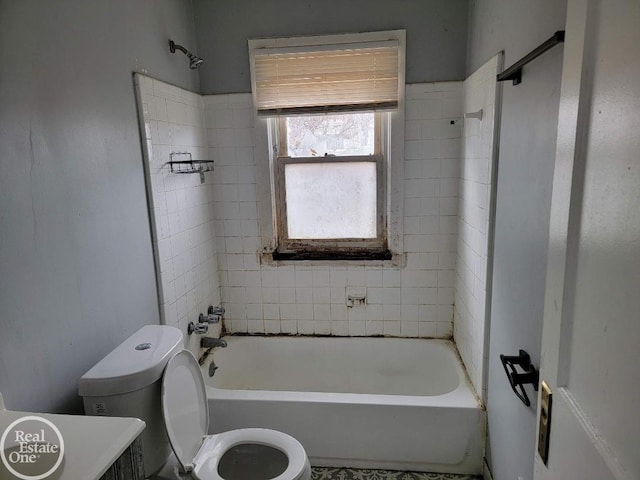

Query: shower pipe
[169,39,204,69]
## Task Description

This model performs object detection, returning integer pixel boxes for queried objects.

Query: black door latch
[500,349,539,406]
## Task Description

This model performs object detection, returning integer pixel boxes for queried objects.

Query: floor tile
[311,467,481,480]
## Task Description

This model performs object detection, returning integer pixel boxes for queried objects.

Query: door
[485,14,565,480]
[535,1,640,479]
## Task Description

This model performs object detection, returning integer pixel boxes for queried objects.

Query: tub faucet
[201,337,227,349]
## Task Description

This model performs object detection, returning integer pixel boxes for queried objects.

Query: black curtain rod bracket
[497,31,565,85]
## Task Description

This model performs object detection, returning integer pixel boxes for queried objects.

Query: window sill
[271,249,393,262]
[260,250,406,268]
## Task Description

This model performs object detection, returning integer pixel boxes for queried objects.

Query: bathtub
[202,336,485,474]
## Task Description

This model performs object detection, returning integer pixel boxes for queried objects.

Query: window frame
[251,30,406,264]
[272,113,389,259]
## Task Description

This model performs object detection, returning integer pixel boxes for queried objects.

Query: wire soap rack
[166,152,214,184]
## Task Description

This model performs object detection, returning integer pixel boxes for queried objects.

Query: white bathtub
[202,336,485,474]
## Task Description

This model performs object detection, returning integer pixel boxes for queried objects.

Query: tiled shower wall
[204,82,462,338]
[135,74,221,351]
[454,55,501,397]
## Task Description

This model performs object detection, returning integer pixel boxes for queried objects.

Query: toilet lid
[161,350,210,470]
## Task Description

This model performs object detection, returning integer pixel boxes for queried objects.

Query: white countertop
[0,394,145,480]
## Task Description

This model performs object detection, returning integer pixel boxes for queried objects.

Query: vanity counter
[0,394,145,480]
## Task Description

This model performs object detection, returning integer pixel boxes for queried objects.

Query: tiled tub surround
[453,55,502,399]
[204,82,462,338]
[134,74,222,351]
[203,336,484,474]
[135,77,486,476]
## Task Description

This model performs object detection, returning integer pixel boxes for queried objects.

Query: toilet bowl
[79,326,310,480]
[161,350,310,480]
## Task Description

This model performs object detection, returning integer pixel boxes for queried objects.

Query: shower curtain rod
[497,30,565,85]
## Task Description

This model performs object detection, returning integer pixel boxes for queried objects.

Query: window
[249,31,405,261]
[274,113,386,258]
[280,113,377,158]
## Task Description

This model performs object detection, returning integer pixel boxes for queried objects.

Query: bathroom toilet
[79,325,311,480]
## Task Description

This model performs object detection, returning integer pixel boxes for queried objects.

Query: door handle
[500,349,539,406]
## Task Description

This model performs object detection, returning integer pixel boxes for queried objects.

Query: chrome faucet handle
[208,305,225,316]
[187,321,209,335]
[200,305,224,323]
[199,313,221,324]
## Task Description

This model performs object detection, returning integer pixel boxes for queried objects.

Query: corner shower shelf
[167,152,214,183]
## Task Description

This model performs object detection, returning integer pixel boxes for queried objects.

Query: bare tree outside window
[285,113,375,157]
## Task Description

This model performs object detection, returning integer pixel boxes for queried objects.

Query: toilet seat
[161,350,309,480]
[192,428,309,480]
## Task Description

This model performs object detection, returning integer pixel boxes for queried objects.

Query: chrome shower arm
[169,40,189,55]
[168,39,203,69]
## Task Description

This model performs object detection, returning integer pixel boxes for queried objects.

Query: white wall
[0,0,199,413]
[193,0,469,94]
[135,75,221,354]
[454,54,501,400]
[204,83,462,338]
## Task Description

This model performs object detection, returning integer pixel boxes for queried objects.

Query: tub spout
[201,337,227,349]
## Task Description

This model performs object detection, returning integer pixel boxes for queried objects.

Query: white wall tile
[454,55,500,401]
[331,322,349,336]
[138,76,221,357]
[205,83,462,338]
[298,320,314,335]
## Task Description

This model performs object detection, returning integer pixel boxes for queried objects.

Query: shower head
[169,40,204,70]
[189,55,204,69]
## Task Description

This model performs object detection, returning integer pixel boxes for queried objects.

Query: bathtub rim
[204,385,479,409]
[200,335,482,409]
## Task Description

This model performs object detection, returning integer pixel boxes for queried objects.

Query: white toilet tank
[78,325,183,475]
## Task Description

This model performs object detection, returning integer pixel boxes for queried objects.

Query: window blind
[250,41,400,116]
